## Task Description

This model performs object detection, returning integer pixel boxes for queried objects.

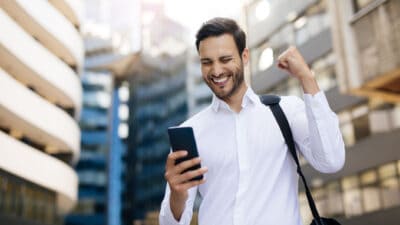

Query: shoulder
[277,95,305,116]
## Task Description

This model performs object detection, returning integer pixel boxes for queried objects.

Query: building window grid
[0,170,60,225]
[300,160,400,221]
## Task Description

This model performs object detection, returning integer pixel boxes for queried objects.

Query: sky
[164,0,243,36]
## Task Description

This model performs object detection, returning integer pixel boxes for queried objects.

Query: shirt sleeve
[282,91,345,173]
[159,183,198,225]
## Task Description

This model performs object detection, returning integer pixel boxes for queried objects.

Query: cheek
[201,68,210,79]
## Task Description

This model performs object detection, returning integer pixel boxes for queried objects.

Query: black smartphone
[167,126,203,181]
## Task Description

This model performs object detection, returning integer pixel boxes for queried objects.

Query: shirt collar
[211,87,261,112]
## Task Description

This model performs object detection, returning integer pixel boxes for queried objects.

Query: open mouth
[211,76,229,87]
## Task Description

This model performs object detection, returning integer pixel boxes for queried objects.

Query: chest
[194,107,287,174]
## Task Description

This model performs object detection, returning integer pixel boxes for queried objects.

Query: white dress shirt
[159,87,345,225]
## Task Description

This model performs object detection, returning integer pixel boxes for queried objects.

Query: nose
[211,63,224,77]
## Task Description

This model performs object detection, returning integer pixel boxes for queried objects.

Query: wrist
[170,191,188,221]
[298,70,315,80]
[299,72,320,95]
[170,190,188,205]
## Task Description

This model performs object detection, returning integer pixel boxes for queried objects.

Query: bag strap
[260,94,323,224]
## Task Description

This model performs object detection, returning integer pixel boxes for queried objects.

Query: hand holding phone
[167,127,204,181]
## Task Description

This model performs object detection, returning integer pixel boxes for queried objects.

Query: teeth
[213,77,228,83]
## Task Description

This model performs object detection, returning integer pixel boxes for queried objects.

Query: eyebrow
[200,55,233,62]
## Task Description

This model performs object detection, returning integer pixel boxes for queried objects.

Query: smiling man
[159,17,345,225]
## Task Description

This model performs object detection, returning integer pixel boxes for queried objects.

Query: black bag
[260,95,341,225]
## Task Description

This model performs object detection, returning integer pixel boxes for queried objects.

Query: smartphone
[167,126,203,181]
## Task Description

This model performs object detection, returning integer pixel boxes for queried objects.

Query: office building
[0,0,83,224]
[64,70,111,225]
[244,0,400,224]
[122,2,189,223]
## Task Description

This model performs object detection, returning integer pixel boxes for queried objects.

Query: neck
[224,83,248,113]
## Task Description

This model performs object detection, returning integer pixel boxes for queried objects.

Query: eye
[201,61,211,66]
[221,58,232,63]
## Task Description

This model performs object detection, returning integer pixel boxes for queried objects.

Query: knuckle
[177,163,184,170]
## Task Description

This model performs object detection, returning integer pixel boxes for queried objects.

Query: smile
[211,76,229,86]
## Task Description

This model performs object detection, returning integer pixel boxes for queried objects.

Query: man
[159,17,345,225]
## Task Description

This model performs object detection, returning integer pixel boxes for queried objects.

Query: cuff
[163,198,188,225]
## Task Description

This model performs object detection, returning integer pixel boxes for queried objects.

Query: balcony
[48,0,83,27]
[0,70,80,162]
[351,0,400,102]
[301,129,400,189]
[0,131,78,214]
[0,0,83,67]
[246,0,318,48]
[0,9,82,117]
[329,0,400,103]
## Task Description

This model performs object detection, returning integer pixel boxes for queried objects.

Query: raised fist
[277,46,314,80]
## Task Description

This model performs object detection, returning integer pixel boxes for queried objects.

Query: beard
[205,62,245,101]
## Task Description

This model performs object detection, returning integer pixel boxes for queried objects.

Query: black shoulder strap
[260,94,323,224]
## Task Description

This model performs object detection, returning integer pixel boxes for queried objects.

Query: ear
[241,48,249,65]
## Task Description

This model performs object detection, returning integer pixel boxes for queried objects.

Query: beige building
[0,0,83,224]
[329,0,400,103]
[244,0,400,224]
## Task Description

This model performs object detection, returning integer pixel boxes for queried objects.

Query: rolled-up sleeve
[159,184,197,225]
[283,91,345,173]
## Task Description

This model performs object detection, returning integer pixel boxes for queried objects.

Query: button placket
[233,111,249,225]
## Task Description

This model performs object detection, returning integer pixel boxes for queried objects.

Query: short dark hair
[195,17,246,56]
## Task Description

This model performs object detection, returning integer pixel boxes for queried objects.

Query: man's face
[198,34,248,101]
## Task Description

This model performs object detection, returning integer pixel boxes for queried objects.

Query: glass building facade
[123,64,188,225]
[65,72,112,225]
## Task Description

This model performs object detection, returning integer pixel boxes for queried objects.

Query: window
[73,199,96,214]
[311,53,337,91]
[258,47,274,71]
[295,13,329,45]
[299,192,313,225]
[353,0,376,12]
[342,176,363,217]
[338,111,355,147]
[326,181,344,216]
[0,170,59,225]
[300,161,400,222]
[360,170,381,212]
[313,187,328,216]
[378,163,400,208]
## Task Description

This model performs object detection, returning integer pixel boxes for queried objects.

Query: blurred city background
[0,0,399,225]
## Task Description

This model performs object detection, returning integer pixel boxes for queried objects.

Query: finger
[178,178,206,191]
[278,58,290,69]
[166,150,188,169]
[174,157,202,174]
[277,61,288,70]
[175,167,208,184]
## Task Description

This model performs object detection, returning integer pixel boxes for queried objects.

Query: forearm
[300,72,320,96]
[303,92,345,173]
[170,191,187,221]
[159,185,196,225]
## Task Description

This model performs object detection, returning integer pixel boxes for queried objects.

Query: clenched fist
[277,46,320,95]
[277,46,313,79]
